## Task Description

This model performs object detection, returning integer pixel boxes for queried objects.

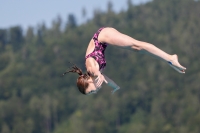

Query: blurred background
[0,0,200,133]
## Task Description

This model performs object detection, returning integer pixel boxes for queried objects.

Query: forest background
[0,0,200,133]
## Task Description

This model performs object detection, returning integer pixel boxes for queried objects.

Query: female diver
[62,27,186,95]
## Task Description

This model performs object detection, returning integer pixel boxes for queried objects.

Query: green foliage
[0,0,200,133]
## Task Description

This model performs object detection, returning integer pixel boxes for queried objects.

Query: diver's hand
[95,73,108,88]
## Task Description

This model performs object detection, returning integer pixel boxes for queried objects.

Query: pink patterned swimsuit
[85,28,108,71]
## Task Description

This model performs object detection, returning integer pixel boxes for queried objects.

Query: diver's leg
[99,27,186,73]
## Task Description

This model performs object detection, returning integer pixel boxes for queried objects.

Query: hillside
[0,0,200,133]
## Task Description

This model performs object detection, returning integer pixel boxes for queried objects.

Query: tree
[65,14,77,30]
[36,23,46,46]
[52,15,62,34]
[9,26,23,51]
[0,29,7,51]
[82,7,87,22]
[107,1,113,13]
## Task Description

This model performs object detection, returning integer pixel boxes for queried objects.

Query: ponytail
[61,62,84,76]
[61,62,90,95]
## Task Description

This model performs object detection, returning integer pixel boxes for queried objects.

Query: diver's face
[86,77,101,95]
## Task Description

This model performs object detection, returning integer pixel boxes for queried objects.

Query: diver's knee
[131,45,143,51]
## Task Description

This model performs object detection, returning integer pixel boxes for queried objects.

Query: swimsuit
[85,28,108,71]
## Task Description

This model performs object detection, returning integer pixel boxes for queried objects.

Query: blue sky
[0,0,151,30]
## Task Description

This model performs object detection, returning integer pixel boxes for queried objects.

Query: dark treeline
[0,0,200,133]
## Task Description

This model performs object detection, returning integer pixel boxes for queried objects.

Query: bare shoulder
[85,58,99,72]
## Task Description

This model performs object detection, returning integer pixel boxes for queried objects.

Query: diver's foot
[168,54,186,74]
